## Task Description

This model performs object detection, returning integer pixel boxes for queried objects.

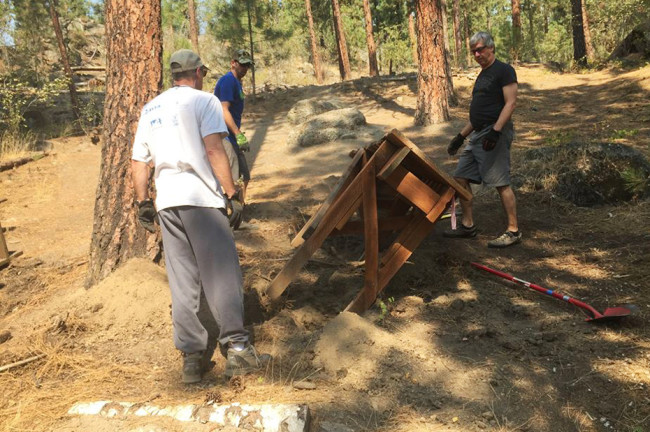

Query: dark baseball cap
[234,49,254,66]
[170,49,207,73]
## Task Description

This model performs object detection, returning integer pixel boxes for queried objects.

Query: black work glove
[226,190,244,230]
[137,199,157,233]
[447,133,465,156]
[482,128,501,151]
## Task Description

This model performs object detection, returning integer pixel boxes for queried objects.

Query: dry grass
[0,130,40,163]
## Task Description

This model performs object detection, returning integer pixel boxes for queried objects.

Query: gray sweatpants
[158,206,248,353]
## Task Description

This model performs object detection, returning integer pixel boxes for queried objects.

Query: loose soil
[1,64,650,432]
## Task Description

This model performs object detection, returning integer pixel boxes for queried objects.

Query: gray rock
[287,99,342,125]
[288,108,367,148]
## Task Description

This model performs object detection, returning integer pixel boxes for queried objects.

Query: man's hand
[235,132,250,152]
[226,190,244,230]
[137,199,157,233]
[447,133,466,156]
[482,128,501,151]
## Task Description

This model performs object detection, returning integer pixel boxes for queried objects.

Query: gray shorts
[453,122,514,187]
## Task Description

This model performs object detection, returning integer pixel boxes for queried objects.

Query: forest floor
[1,63,650,432]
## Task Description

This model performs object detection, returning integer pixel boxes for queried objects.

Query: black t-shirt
[469,59,517,128]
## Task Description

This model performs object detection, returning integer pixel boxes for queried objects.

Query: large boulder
[287,98,343,125]
[515,142,650,206]
[288,107,367,148]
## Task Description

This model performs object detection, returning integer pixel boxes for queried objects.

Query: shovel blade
[585,306,634,322]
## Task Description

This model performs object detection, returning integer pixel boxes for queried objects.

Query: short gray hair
[470,31,495,49]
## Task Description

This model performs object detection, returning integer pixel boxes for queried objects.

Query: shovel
[471,262,635,323]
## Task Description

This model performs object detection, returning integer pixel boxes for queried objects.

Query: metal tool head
[585,305,636,323]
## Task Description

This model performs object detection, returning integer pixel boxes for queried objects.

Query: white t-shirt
[132,86,229,211]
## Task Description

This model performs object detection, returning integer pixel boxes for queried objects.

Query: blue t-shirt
[214,71,245,146]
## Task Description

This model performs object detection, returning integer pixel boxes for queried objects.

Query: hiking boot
[224,345,272,378]
[182,352,203,384]
[443,224,477,238]
[488,231,522,248]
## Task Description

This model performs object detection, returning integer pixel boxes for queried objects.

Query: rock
[0,330,12,344]
[481,411,495,420]
[288,108,367,148]
[293,380,317,390]
[287,99,342,125]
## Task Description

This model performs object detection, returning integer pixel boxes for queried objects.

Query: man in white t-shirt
[131,49,270,384]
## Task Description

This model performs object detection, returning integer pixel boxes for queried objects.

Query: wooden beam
[385,129,472,201]
[291,149,365,247]
[382,165,441,217]
[377,147,410,181]
[266,141,395,300]
[345,160,379,314]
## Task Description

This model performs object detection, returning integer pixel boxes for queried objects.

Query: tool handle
[470,262,601,319]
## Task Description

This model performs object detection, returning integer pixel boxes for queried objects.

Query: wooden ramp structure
[265,129,472,313]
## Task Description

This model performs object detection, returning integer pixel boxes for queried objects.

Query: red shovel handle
[470,262,603,319]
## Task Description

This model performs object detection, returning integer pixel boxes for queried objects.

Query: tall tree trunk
[246,0,256,97]
[47,0,80,121]
[414,0,450,125]
[408,12,418,64]
[362,0,379,77]
[485,6,491,33]
[511,0,522,63]
[582,0,595,61]
[570,0,587,66]
[187,0,200,55]
[464,11,472,66]
[87,0,162,287]
[331,0,351,80]
[452,0,463,67]
[305,0,323,83]
[525,1,539,60]
[440,0,457,106]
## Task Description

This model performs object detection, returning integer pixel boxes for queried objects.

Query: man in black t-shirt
[445,31,521,248]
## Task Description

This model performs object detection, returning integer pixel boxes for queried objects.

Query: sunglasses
[471,45,489,55]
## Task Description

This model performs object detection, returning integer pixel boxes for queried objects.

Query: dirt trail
[1,65,650,432]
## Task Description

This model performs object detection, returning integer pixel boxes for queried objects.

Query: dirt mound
[287,107,368,148]
[286,98,343,125]
[515,142,650,206]
[78,258,171,335]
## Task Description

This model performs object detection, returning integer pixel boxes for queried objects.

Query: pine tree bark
[414,0,450,125]
[511,0,522,63]
[47,0,80,121]
[525,1,539,60]
[582,0,595,61]
[87,0,163,287]
[305,0,323,83]
[440,0,457,106]
[246,0,256,97]
[362,0,378,77]
[571,0,587,66]
[464,11,472,66]
[408,12,418,64]
[452,0,463,67]
[188,0,200,55]
[331,0,351,80]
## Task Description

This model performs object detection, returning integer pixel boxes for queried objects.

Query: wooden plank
[377,147,410,181]
[382,165,441,216]
[385,129,472,201]
[291,148,365,247]
[377,188,455,290]
[266,141,396,300]
[345,160,379,314]
[335,196,362,231]
[332,215,413,235]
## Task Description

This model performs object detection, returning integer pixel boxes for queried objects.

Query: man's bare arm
[203,132,237,198]
[132,160,151,202]
[494,82,517,132]
[221,101,241,137]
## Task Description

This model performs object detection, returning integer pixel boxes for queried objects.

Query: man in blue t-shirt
[214,49,254,201]
[444,31,521,248]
